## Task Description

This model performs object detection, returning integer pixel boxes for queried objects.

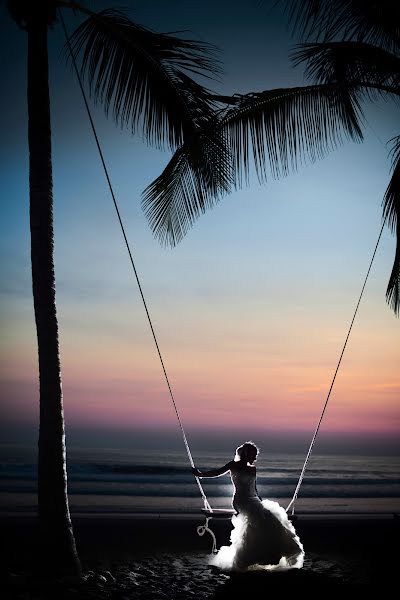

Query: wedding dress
[210,466,304,571]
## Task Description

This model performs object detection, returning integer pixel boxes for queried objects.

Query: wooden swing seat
[201,508,236,519]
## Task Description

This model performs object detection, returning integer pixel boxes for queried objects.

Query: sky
[0,1,399,455]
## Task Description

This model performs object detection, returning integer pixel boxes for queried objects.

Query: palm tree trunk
[27,11,81,576]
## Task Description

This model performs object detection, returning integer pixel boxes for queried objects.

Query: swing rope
[60,9,386,519]
[59,9,211,513]
[286,218,386,514]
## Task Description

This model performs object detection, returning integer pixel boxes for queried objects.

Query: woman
[192,441,304,571]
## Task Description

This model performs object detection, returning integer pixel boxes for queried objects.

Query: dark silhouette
[143,0,400,315]
[6,0,221,575]
[193,442,304,571]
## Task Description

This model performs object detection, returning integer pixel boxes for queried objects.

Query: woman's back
[230,463,258,504]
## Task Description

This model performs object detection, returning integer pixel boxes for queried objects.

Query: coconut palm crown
[143,0,400,315]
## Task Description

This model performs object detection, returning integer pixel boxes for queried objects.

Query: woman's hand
[192,467,202,477]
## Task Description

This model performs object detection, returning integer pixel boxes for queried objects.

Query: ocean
[1,446,399,515]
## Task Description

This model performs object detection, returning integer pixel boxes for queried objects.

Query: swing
[201,508,235,518]
[61,12,387,554]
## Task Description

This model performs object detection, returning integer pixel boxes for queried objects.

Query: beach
[2,448,400,597]
[3,512,398,598]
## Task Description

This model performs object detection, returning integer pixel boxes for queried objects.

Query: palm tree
[6,0,221,575]
[142,0,400,315]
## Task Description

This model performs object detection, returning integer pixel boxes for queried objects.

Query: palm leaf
[143,83,364,245]
[383,135,400,315]
[142,125,233,246]
[284,0,331,41]
[66,8,221,149]
[293,42,400,102]
[221,84,364,185]
[285,0,400,53]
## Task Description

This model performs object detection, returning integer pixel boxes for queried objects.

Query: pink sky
[2,273,398,441]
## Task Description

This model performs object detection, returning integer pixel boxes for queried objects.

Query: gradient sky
[0,1,399,453]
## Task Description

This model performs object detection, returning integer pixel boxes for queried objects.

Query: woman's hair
[235,441,259,464]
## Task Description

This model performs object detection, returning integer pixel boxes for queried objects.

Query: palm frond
[142,126,233,246]
[66,8,221,149]
[142,83,365,245]
[221,84,364,185]
[293,42,400,102]
[284,0,330,41]
[383,135,400,315]
[285,0,400,53]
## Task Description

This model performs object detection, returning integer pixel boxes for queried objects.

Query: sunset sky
[0,1,399,454]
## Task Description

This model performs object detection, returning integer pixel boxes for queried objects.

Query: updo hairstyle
[235,441,259,464]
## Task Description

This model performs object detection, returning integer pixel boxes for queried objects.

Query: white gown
[210,466,304,571]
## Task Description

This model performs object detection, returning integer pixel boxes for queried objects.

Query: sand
[3,513,399,598]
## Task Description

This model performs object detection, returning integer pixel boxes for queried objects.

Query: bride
[192,441,304,571]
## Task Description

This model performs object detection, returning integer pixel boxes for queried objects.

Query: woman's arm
[192,461,233,478]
